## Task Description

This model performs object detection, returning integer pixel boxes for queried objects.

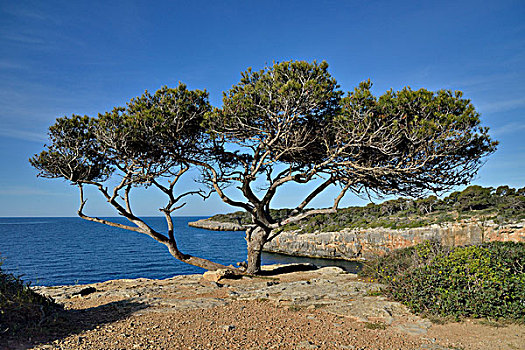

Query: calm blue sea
[0,217,360,286]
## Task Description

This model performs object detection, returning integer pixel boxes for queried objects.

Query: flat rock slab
[24,265,525,350]
[33,265,432,336]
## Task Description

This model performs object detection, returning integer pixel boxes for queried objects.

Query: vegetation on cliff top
[208,185,525,233]
[361,241,525,321]
[0,256,62,337]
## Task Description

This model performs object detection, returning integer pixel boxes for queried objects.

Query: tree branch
[77,184,169,242]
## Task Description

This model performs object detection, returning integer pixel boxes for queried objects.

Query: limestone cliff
[188,217,525,260]
[188,219,246,231]
[262,220,525,260]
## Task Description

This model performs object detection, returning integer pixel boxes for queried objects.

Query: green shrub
[361,241,525,321]
[0,257,62,336]
[281,223,301,232]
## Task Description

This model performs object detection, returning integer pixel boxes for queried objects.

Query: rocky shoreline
[11,264,522,350]
[188,218,247,231]
[189,219,525,260]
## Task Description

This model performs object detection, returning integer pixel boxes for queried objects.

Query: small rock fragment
[203,269,235,282]
[297,340,320,349]
[220,325,236,331]
[317,266,345,274]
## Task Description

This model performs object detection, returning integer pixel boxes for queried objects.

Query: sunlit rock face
[188,219,245,231]
[263,220,525,260]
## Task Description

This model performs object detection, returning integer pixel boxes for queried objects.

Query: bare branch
[269,208,336,229]
[77,184,168,242]
[192,159,256,214]
[291,176,335,214]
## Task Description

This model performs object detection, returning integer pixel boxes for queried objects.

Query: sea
[0,217,361,286]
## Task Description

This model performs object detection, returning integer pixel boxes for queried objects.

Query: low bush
[0,257,61,336]
[361,241,525,321]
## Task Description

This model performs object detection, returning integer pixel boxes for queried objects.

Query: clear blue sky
[1,0,524,217]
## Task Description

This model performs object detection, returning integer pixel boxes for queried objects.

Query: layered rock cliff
[189,218,525,260]
[188,219,246,231]
[263,220,525,260]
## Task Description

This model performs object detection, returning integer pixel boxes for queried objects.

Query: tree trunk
[245,227,269,274]
[246,244,263,274]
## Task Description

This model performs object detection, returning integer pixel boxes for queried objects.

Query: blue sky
[0,0,523,217]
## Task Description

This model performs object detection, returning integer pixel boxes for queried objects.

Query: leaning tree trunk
[77,209,240,274]
[246,227,270,274]
[166,241,236,272]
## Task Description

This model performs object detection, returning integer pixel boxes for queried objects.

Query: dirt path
[5,265,524,350]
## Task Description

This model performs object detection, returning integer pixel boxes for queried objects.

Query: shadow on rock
[258,263,318,276]
[2,299,148,349]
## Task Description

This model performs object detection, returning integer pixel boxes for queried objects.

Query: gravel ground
[3,266,524,350]
[25,301,428,350]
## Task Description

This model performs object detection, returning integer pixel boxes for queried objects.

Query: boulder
[202,269,236,282]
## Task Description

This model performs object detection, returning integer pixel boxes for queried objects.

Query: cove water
[0,217,361,286]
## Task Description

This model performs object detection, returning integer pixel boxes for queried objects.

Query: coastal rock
[262,219,525,260]
[25,264,525,350]
[190,216,525,260]
[202,269,236,282]
[32,265,416,326]
[188,219,247,231]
